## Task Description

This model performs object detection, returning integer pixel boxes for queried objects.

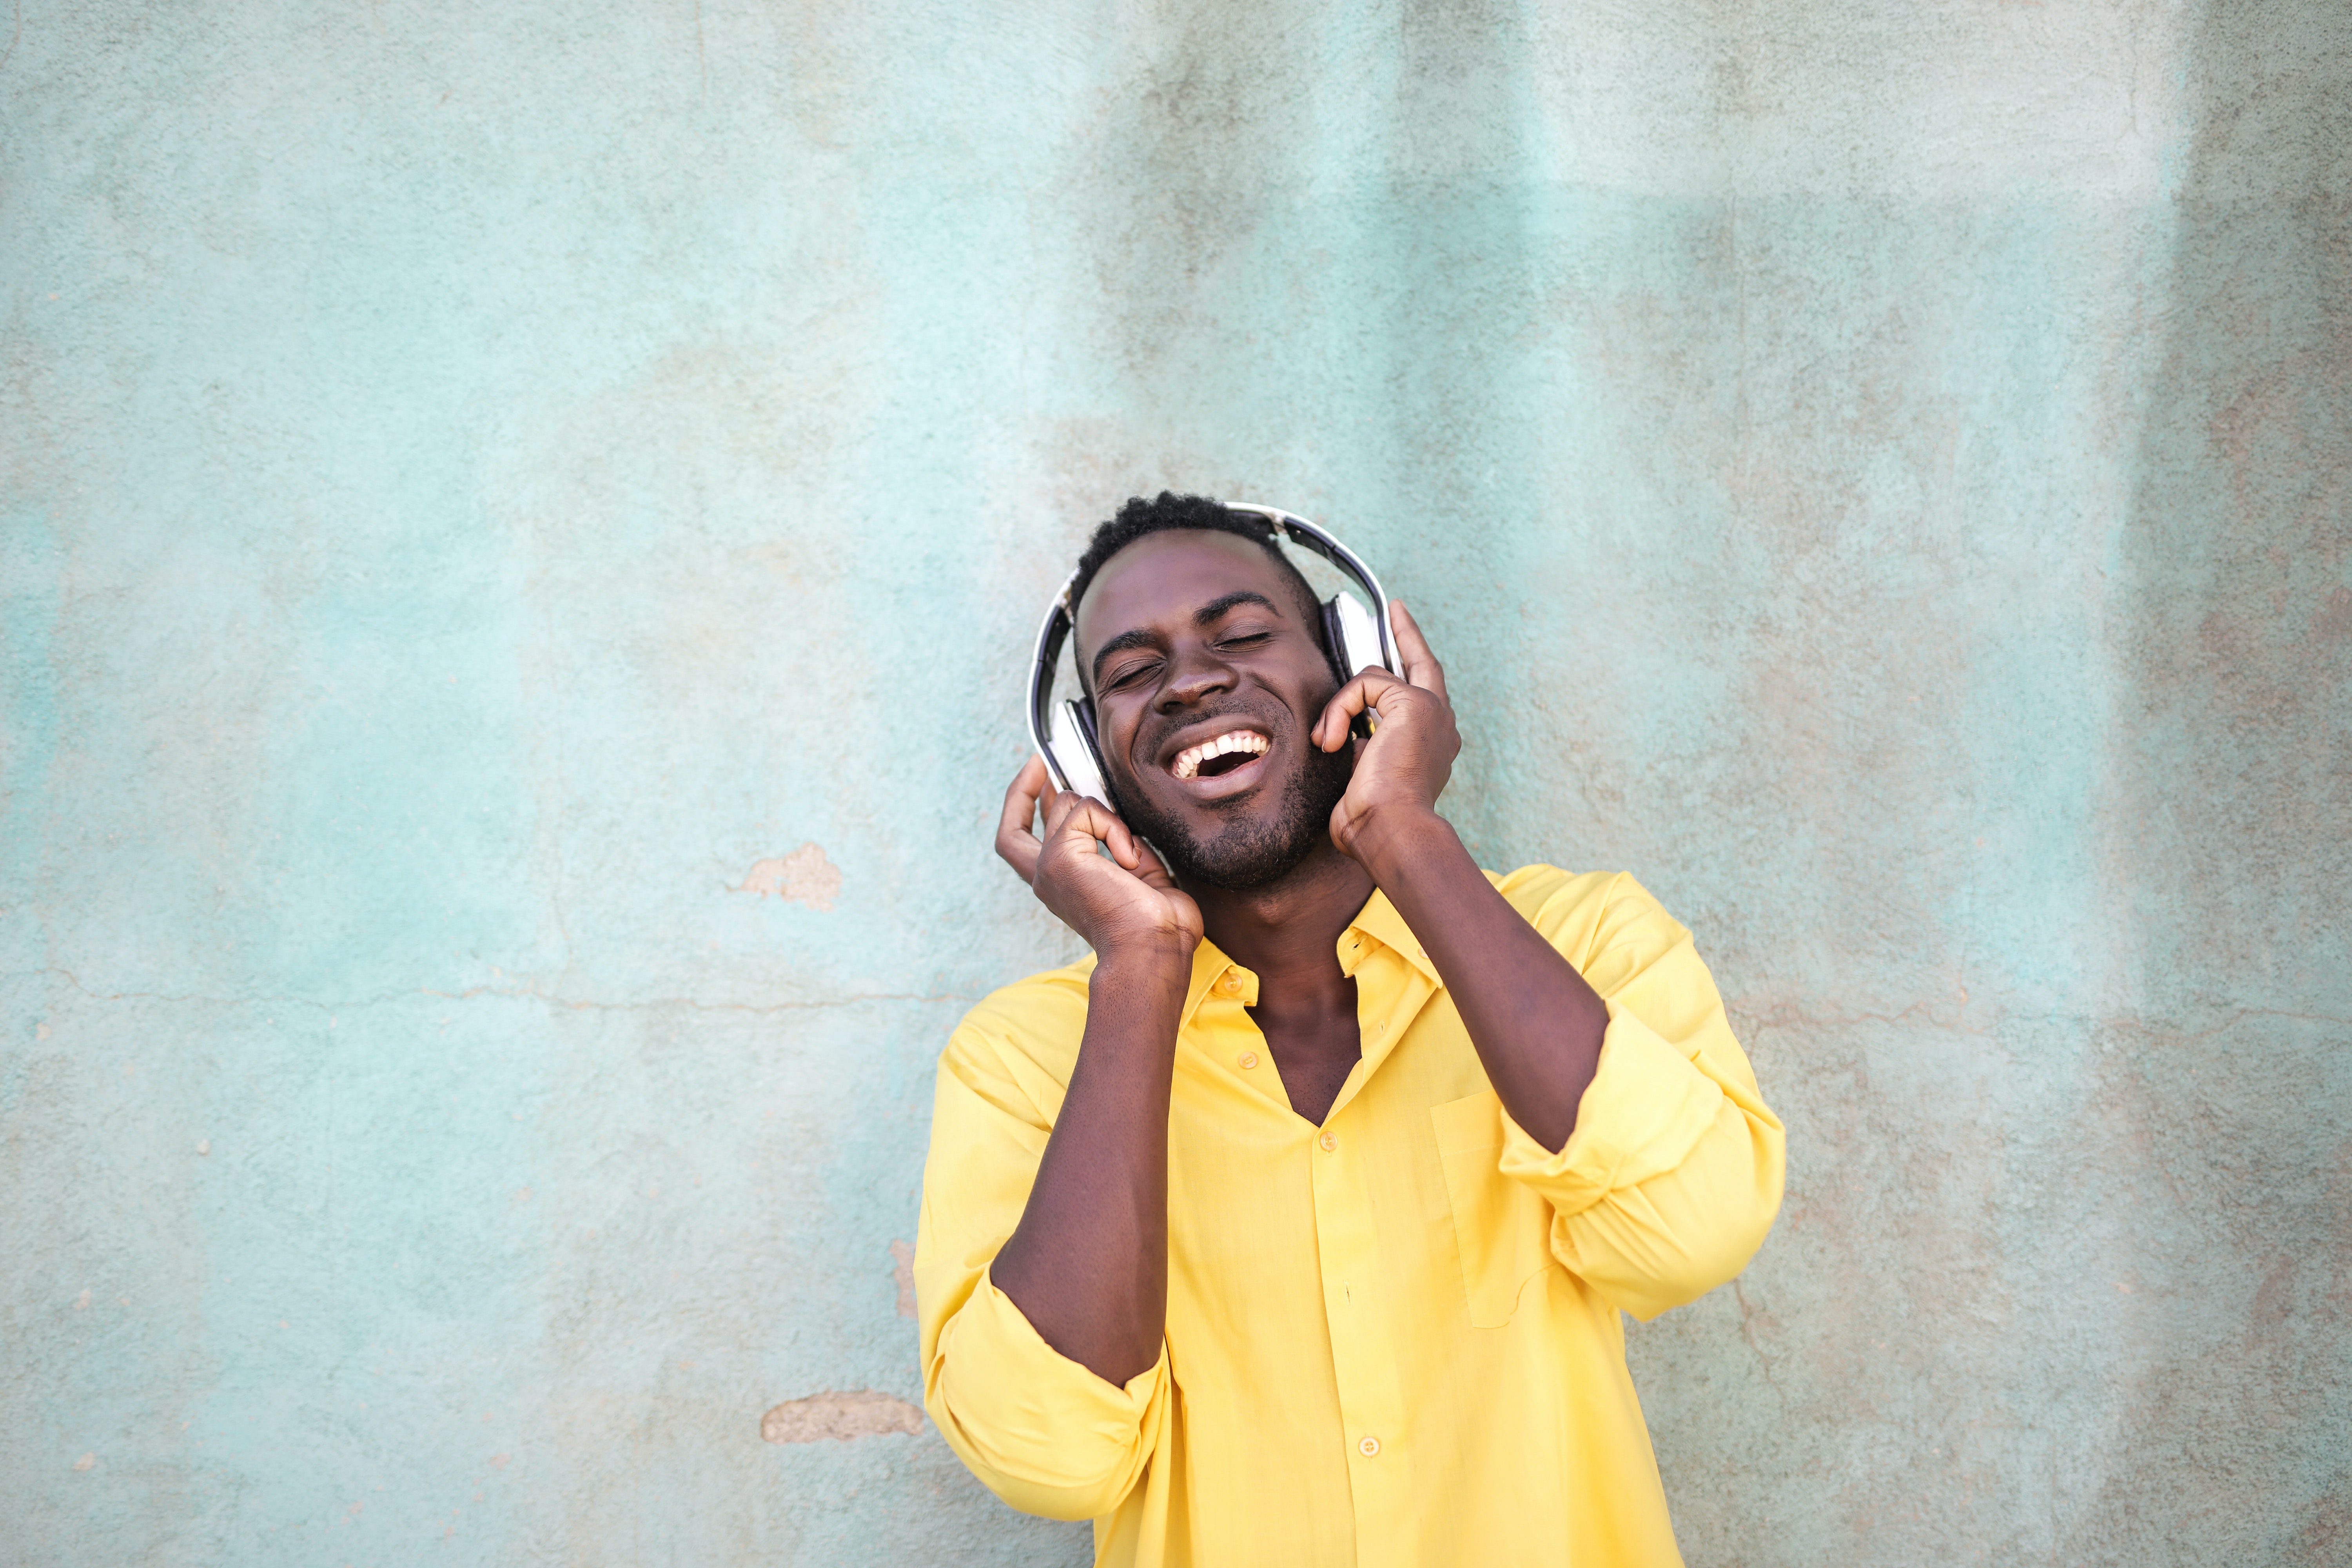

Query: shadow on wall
[2096,0,2352,1559]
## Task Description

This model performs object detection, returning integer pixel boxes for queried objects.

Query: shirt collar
[1178,885,1445,1023]
[1339,886,1444,986]
[1181,935,1256,1026]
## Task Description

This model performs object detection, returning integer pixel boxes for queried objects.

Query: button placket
[1308,1111,1412,1566]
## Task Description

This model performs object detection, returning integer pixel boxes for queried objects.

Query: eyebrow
[1088,590,1287,690]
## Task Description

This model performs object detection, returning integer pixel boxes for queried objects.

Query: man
[915,492,1784,1566]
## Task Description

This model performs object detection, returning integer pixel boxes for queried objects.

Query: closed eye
[1102,658,1161,692]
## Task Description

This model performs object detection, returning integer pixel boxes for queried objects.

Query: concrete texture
[2,1,2345,1563]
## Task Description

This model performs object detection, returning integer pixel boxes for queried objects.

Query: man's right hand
[987,755,1195,1385]
[996,755,1203,964]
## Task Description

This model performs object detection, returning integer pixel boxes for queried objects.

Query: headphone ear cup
[1327,591,1387,678]
[1324,592,1389,741]
[1049,697,1111,803]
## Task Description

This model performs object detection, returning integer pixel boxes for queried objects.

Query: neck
[1184,840,1374,998]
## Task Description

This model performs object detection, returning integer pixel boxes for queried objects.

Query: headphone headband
[1026,503,1392,797]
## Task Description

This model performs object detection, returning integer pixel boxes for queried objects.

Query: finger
[1043,790,1127,855]
[994,755,1054,882]
[1388,600,1448,703]
[1002,754,1052,830]
[1129,837,1180,891]
[1096,808,1143,872]
[1046,797,1174,895]
[1036,779,1081,837]
[1312,667,1407,750]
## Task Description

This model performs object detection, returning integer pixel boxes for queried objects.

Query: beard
[1112,737,1355,892]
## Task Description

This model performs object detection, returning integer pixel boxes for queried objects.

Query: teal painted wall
[4,2,2346,1562]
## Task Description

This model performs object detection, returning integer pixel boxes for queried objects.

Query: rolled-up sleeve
[913,994,1167,1520]
[1495,875,1785,1320]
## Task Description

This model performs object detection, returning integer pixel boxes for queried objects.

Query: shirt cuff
[1495,996,1729,1218]
[929,1269,1168,1495]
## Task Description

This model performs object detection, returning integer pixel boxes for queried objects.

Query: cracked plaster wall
[2,2,2346,1564]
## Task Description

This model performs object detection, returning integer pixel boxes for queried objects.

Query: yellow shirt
[915,867,1784,1567]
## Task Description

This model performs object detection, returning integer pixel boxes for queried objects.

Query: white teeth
[1169,730,1270,780]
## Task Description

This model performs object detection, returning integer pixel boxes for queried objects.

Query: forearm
[988,949,1188,1384]
[1354,811,1609,1151]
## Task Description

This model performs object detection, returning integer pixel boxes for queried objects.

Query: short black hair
[1068,491,1325,652]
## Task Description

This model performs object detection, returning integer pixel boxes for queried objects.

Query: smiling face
[1073,529,1355,891]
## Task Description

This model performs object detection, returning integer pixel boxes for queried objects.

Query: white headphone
[1026,503,1394,803]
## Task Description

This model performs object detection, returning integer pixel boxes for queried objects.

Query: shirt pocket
[1430,1089,1558,1328]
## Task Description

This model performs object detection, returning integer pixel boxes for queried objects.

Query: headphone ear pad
[1074,698,1120,809]
[1319,598,1351,688]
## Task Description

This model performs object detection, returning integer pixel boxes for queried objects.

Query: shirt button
[1359,1436,1381,1457]
[1318,1131,1338,1152]
[1217,973,1243,996]
[1237,1052,1259,1070]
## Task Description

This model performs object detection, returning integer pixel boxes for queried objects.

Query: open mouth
[1169,729,1270,780]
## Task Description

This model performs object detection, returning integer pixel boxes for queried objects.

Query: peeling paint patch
[733,844,842,911]
[890,1240,917,1319]
[72,1454,94,1472]
[759,1390,923,1443]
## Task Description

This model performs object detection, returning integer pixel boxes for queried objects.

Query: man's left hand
[1311,600,1461,862]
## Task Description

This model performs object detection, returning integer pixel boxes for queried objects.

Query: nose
[1156,639,1237,712]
